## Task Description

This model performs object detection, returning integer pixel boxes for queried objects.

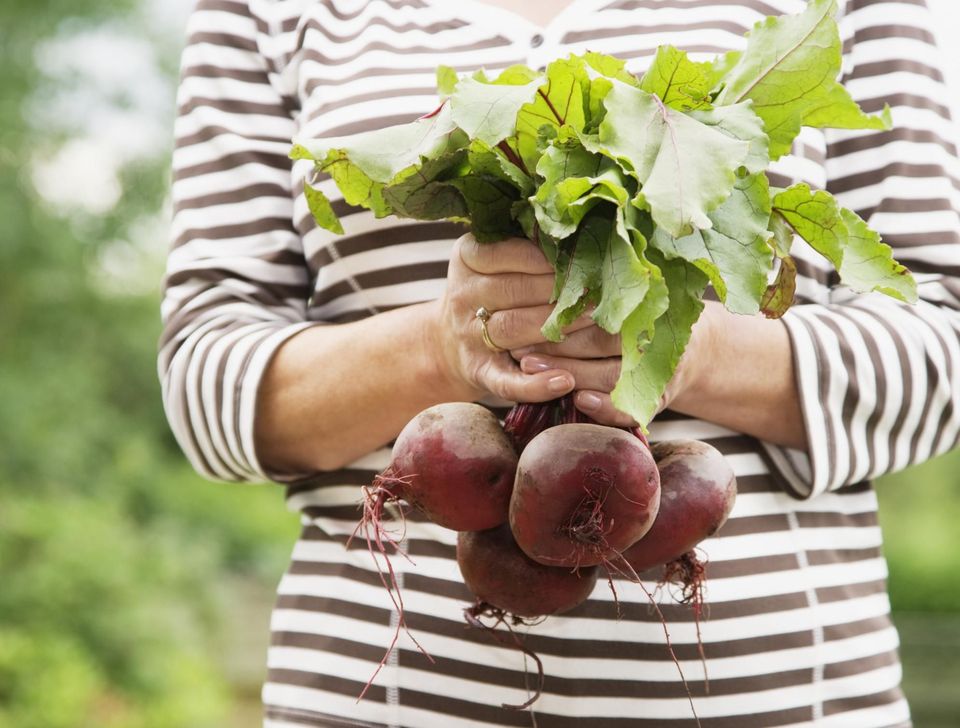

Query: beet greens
[292,0,915,429]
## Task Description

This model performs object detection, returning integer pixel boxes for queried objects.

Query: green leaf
[436,65,460,97]
[801,83,893,131]
[761,255,797,318]
[319,150,391,217]
[381,150,470,221]
[289,143,314,162]
[294,102,463,184]
[590,80,751,237]
[532,142,630,239]
[772,183,917,302]
[593,223,656,333]
[716,0,890,159]
[494,64,543,85]
[767,210,795,258]
[838,208,917,303]
[583,51,641,87]
[688,102,769,174]
[303,180,344,234]
[450,73,543,147]
[465,138,533,195]
[513,199,538,241]
[516,56,591,171]
[761,212,798,318]
[639,45,714,111]
[771,183,845,265]
[612,251,706,428]
[541,214,606,341]
[651,172,773,315]
[707,50,742,91]
[446,174,521,243]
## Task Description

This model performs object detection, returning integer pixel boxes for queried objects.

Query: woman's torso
[258,1,907,725]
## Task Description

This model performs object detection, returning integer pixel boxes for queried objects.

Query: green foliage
[652,172,773,315]
[716,0,891,159]
[772,183,918,303]
[295,3,910,430]
[0,500,229,728]
[878,449,960,613]
[0,0,299,725]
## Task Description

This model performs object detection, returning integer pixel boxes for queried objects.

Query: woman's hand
[428,233,593,404]
[510,303,720,426]
[510,301,807,450]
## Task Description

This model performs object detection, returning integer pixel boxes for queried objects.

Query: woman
[160,0,960,725]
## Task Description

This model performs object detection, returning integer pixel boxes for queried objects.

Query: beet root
[510,424,660,568]
[622,439,736,573]
[385,401,518,531]
[457,524,598,618]
[350,402,517,701]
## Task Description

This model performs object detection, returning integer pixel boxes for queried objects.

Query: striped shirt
[159,0,960,725]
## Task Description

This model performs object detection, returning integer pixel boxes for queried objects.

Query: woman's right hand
[428,233,591,404]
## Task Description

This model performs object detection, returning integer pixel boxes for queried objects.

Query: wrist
[669,301,721,414]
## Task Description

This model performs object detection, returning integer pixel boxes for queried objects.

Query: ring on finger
[475,306,506,354]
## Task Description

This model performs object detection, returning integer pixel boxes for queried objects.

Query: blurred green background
[1,1,958,726]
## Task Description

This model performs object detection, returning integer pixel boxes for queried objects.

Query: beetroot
[510,424,660,569]
[352,402,518,700]
[365,401,517,532]
[622,439,737,573]
[457,524,599,618]
[457,524,598,711]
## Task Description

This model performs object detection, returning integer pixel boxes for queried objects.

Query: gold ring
[475,306,506,353]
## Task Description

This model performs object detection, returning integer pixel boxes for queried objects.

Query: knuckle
[521,240,548,270]
[447,281,468,311]
[496,308,522,343]
[590,325,610,350]
[457,232,481,268]
[487,375,511,401]
[600,359,622,393]
[497,274,522,305]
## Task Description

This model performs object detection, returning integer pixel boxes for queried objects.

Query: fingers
[458,234,553,275]
[482,306,595,351]
[512,325,621,359]
[518,354,635,426]
[574,391,636,427]
[519,354,622,394]
[475,357,575,404]
[470,272,556,310]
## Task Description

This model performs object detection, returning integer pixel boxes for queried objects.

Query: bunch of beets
[355,398,737,708]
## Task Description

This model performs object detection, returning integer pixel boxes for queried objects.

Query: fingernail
[548,375,572,393]
[578,392,602,412]
[522,356,551,373]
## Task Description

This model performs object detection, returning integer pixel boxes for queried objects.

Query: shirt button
[530,33,544,48]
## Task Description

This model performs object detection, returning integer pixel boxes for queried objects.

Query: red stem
[537,87,565,125]
[497,139,531,177]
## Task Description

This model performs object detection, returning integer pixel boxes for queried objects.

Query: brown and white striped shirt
[160,0,960,725]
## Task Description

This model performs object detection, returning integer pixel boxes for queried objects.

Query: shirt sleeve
[761,0,960,499]
[158,0,314,483]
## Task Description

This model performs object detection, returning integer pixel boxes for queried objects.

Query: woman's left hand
[511,303,720,426]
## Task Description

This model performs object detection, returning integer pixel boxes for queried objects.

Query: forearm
[254,301,469,475]
[255,235,590,477]
[671,302,808,450]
